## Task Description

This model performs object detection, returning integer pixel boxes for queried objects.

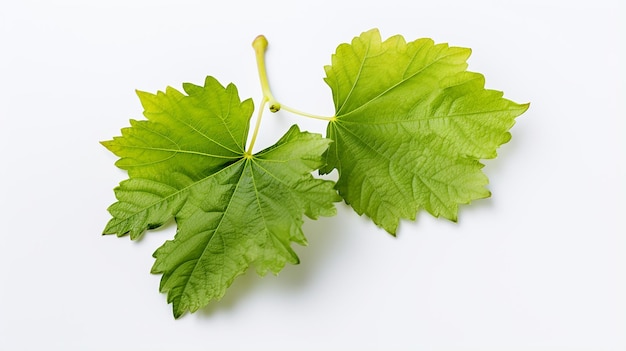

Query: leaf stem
[252,35,280,112]
[246,96,267,156]
[252,35,336,121]
[279,104,336,121]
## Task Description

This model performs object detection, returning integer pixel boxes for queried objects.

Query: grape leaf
[321,29,529,234]
[102,77,339,317]
[102,76,252,239]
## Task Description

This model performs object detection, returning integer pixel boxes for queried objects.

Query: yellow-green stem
[252,35,279,111]
[245,96,268,156]
[280,104,336,122]
[247,35,336,154]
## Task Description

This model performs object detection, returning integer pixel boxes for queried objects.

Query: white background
[1,0,624,350]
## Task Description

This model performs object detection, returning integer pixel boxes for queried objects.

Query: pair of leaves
[103,29,528,318]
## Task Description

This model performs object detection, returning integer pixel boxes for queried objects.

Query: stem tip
[252,35,268,51]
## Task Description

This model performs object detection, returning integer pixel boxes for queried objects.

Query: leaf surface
[103,77,339,317]
[322,29,529,234]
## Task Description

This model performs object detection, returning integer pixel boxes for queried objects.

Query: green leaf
[103,77,339,317]
[102,76,253,239]
[102,76,251,182]
[322,29,529,234]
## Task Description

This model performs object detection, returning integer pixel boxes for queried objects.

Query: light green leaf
[102,76,253,239]
[322,29,529,234]
[102,76,252,182]
[102,77,339,317]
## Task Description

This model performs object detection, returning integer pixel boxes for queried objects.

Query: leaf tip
[380,220,399,236]
[173,309,184,319]
[99,140,112,150]
[520,102,531,113]
[134,89,148,97]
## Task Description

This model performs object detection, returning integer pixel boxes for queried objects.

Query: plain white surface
[1,0,624,350]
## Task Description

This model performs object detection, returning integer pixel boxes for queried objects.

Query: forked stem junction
[246,35,335,154]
